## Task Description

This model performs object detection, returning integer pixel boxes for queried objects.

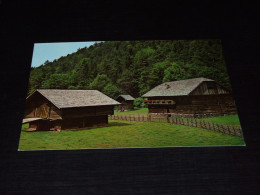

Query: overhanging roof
[142,77,214,97]
[27,89,120,109]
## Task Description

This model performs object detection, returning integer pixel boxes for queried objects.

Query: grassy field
[19,120,245,150]
[198,115,241,126]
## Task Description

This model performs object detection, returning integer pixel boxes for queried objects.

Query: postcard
[19,40,245,150]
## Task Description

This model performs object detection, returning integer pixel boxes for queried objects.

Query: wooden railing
[108,114,243,138]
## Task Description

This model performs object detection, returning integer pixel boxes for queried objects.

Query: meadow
[19,119,245,151]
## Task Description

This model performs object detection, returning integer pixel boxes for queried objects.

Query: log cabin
[116,95,135,111]
[142,77,237,118]
[23,89,120,131]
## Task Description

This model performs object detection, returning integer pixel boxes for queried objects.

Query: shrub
[134,97,146,108]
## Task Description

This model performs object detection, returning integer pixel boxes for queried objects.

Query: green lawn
[198,115,241,126]
[114,108,148,116]
[19,120,245,150]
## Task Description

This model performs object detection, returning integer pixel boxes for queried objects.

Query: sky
[31,41,100,67]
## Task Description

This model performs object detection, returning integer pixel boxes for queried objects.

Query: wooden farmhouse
[116,95,135,111]
[23,89,120,131]
[142,77,237,118]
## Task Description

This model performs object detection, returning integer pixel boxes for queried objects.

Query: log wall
[61,105,114,118]
[61,115,108,130]
[148,94,237,115]
[117,100,134,111]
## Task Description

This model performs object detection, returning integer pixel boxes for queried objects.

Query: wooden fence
[109,115,243,138]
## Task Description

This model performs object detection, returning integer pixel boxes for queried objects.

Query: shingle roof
[117,95,135,101]
[142,77,214,97]
[28,89,120,108]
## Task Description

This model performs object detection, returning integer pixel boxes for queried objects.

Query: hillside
[28,40,230,98]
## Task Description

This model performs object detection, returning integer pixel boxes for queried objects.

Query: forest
[28,40,231,99]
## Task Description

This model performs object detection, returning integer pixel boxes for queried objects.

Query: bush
[134,97,145,108]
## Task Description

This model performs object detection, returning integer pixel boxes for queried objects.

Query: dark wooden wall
[148,95,237,114]
[117,100,134,111]
[61,105,114,118]
[61,115,108,130]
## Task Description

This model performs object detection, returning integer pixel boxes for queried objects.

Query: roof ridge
[142,77,216,97]
[27,89,120,108]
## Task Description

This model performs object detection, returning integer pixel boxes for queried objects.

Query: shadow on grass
[108,121,133,127]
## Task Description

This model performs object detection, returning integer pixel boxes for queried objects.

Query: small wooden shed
[23,89,120,131]
[116,95,135,112]
[142,77,237,117]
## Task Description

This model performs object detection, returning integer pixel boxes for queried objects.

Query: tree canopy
[28,40,230,98]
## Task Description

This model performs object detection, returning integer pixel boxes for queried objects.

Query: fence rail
[109,114,243,138]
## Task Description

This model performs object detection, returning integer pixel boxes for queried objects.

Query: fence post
[232,126,236,136]
[219,124,222,133]
[239,128,243,138]
[221,124,224,133]
[206,121,209,130]
[228,125,236,135]
[217,124,220,132]
[212,122,215,131]
[227,125,230,135]
[216,123,219,132]
[220,124,223,133]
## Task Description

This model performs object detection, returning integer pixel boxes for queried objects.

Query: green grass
[198,115,241,126]
[19,120,245,150]
[114,108,148,116]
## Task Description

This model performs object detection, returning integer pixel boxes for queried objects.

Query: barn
[23,89,120,131]
[142,77,237,118]
[116,95,135,111]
